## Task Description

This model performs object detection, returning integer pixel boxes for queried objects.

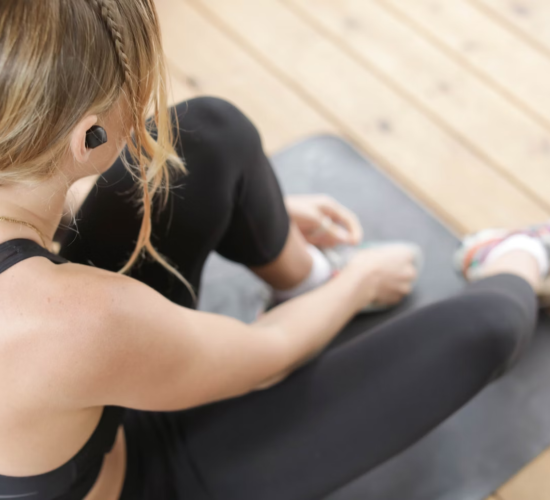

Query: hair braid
[86,0,196,302]
[87,0,134,93]
[86,0,142,141]
[1,1,192,298]
[88,0,151,252]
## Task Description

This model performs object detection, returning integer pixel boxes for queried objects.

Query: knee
[174,96,263,160]
[456,288,536,377]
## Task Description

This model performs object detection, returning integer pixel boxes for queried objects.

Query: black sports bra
[0,239,125,500]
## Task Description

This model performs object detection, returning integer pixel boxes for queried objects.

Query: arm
[46,246,415,412]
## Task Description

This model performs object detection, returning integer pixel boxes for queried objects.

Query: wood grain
[380,0,550,127]
[166,63,198,106]
[191,0,548,233]
[287,0,550,211]
[473,0,550,55]
[156,0,336,154]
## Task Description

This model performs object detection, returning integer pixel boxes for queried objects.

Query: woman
[0,2,545,499]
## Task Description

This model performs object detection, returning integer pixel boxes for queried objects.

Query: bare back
[0,249,125,499]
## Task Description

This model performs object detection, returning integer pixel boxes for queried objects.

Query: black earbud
[85,125,108,149]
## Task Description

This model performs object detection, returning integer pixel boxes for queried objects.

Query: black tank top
[0,239,125,500]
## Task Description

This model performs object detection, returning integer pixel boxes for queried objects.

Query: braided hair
[86,0,195,300]
[0,0,193,299]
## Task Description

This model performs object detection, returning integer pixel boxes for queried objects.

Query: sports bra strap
[0,239,67,273]
[0,238,126,500]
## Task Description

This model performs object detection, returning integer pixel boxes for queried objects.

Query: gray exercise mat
[198,135,550,500]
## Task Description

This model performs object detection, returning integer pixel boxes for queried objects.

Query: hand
[343,245,418,311]
[285,194,363,248]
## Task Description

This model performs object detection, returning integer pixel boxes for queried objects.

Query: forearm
[79,264,375,410]
[253,270,372,383]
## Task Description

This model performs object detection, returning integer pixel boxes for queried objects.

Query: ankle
[482,249,542,290]
[272,245,332,301]
[274,250,314,291]
[251,224,314,289]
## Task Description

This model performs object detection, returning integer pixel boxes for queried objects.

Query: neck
[0,175,70,249]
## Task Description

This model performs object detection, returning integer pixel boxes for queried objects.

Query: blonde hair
[0,0,193,296]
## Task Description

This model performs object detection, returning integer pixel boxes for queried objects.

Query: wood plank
[190,0,547,233]
[498,448,550,500]
[166,63,197,106]
[70,0,334,211]
[380,0,550,126]
[473,0,550,55]
[155,0,336,154]
[287,0,550,212]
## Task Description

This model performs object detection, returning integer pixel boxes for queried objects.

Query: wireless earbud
[85,125,108,149]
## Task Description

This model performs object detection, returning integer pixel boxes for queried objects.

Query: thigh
[120,410,209,500]
[60,97,289,307]
[182,275,536,500]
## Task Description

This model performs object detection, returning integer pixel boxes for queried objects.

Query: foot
[454,222,550,302]
[324,241,424,313]
[261,241,423,317]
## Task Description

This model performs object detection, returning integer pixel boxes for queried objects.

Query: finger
[377,291,403,306]
[306,215,348,247]
[407,266,418,281]
[320,201,363,244]
[325,219,355,246]
[397,282,413,295]
[305,228,341,248]
[399,265,417,282]
[307,216,336,240]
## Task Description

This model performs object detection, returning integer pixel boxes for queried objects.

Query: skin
[0,100,540,499]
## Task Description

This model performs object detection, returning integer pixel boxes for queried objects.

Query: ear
[70,115,99,163]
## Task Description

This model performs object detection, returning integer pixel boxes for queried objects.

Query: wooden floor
[156,0,550,498]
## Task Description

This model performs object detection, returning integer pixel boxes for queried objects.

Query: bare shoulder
[0,255,290,413]
[0,257,148,409]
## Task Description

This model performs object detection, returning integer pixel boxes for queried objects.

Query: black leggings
[60,97,538,500]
